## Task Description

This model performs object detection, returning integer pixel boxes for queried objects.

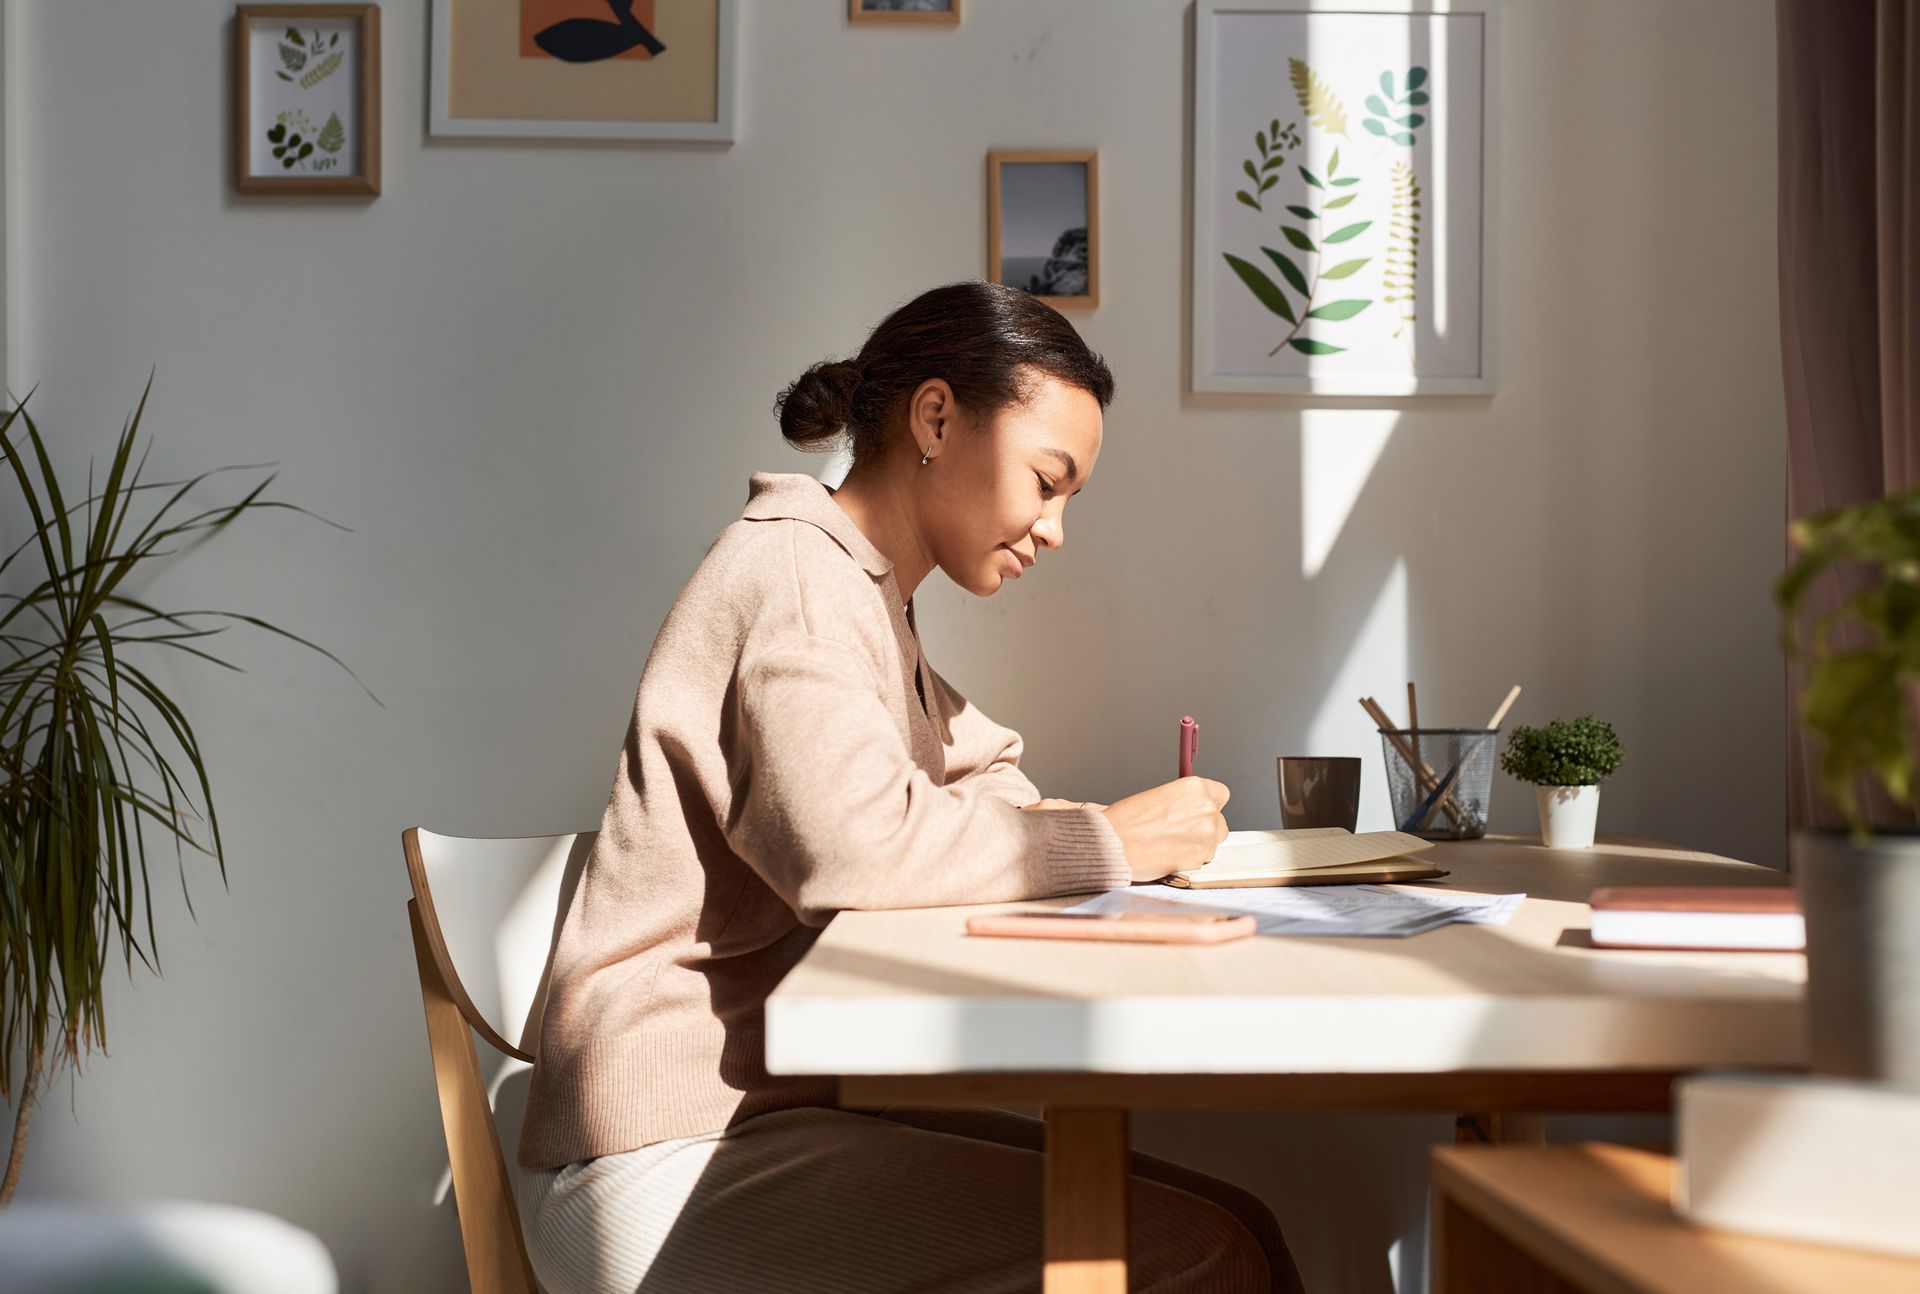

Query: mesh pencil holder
[1378,727,1499,840]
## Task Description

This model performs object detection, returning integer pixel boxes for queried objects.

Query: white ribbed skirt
[513,1105,1301,1294]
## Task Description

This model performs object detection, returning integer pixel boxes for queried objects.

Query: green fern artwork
[1384,161,1422,344]
[1235,118,1302,212]
[1222,144,1372,358]
[1363,67,1429,147]
[274,28,341,84]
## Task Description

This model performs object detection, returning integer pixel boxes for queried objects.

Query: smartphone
[964,910,1257,944]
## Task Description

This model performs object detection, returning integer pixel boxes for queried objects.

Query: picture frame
[848,0,961,26]
[988,149,1100,311]
[234,4,381,196]
[429,0,737,142]
[1191,0,1498,396]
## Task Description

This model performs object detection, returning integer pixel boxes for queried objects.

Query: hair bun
[775,358,862,451]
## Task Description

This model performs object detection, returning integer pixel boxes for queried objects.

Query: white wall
[5,2,1781,1291]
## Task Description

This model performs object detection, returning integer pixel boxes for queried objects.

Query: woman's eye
[1036,474,1056,497]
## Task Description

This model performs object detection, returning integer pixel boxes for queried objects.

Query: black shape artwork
[535,0,667,63]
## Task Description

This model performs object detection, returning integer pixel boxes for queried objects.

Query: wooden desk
[1431,1143,1920,1293]
[765,836,1805,1293]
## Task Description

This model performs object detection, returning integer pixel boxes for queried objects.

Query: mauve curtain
[1778,0,1920,837]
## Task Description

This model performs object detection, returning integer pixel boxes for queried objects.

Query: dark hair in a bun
[775,280,1116,463]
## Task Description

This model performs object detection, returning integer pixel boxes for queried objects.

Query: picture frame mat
[1190,0,1500,396]
[429,0,737,140]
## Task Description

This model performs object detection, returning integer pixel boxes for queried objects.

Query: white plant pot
[1536,784,1601,849]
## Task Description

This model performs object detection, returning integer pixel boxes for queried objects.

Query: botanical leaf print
[1288,58,1349,138]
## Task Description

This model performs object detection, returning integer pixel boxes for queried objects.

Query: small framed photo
[430,0,736,142]
[988,150,1099,310]
[849,0,961,25]
[235,5,380,195]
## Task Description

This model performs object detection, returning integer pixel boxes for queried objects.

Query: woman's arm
[721,635,1130,925]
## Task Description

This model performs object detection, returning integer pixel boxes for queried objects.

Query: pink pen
[1179,715,1198,779]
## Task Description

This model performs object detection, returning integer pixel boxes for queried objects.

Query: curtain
[1778,0,1920,837]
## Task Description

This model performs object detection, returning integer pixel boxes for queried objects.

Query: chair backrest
[403,828,592,1059]
[402,826,595,1294]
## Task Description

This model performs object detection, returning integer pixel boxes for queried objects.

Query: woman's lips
[998,545,1026,577]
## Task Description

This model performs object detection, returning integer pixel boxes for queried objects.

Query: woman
[514,281,1304,1293]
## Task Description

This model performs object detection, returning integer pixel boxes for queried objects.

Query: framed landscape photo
[430,0,737,141]
[989,150,1100,311]
[849,0,961,26]
[1192,0,1496,395]
[234,4,380,195]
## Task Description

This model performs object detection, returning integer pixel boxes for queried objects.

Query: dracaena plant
[1775,485,1920,837]
[0,378,376,1203]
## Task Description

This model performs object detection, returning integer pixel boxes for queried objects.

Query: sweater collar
[741,472,894,579]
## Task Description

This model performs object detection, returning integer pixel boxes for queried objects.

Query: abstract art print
[430,0,736,140]
[1193,1,1494,395]
[234,5,380,195]
[989,150,1100,311]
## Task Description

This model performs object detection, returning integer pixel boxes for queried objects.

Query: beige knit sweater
[516,472,1132,1170]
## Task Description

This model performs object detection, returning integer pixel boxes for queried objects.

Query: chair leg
[410,899,540,1294]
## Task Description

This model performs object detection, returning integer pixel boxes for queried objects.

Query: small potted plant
[1776,484,1920,1084]
[1498,715,1625,849]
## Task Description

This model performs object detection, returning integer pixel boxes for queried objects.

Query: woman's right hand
[1100,777,1232,883]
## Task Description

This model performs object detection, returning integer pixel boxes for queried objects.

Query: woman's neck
[829,461,937,600]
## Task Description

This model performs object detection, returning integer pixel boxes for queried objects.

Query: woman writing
[514,281,1304,1292]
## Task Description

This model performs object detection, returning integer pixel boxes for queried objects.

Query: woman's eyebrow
[1039,448,1080,482]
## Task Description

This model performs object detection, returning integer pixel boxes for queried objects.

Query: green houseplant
[1776,484,1920,1085]
[1498,715,1625,849]
[0,379,373,1202]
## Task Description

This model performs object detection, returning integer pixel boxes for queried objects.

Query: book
[1678,1073,1920,1259]
[1163,828,1440,889]
[1588,886,1803,951]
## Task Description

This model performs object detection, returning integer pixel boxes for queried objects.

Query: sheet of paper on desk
[1060,884,1525,938]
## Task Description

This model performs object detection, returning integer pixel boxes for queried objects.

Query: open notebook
[1163,827,1443,889]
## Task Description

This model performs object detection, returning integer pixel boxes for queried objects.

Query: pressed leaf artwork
[1234,117,1302,212]
[1288,58,1349,137]
[1385,161,1422,343]
[1202,11,1481,390]
[1363,67,1431,148]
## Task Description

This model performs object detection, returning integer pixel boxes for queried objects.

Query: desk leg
[1043,1107,1129,1294]
[1454,1111,1546,1144]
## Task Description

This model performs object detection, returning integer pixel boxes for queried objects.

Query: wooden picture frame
[235,4,380,196]
[848,0,962,26]
[988,149,1100,311]
[429,0,737,142]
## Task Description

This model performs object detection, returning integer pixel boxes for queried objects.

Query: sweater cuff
[1031,805,1132,895]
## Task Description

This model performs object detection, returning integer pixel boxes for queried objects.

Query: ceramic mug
[1276,756,1361,831]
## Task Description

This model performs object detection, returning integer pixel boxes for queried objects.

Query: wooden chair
[402,827,595,1294]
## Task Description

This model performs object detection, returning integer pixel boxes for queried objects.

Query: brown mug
[1276,756,1361,831]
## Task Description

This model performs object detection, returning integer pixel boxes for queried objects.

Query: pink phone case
[964,911,1257,944]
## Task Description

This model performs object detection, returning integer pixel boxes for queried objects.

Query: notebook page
[1181,828,1432,881]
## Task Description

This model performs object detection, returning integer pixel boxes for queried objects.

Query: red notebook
[1588,886,1803,951]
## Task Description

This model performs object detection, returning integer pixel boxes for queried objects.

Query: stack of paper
[1061,884,1524,938]
[1165,827,1440,889]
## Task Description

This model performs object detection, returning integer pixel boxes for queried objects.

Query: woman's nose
[1033,513,1064,550]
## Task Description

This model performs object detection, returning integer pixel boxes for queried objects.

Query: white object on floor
[1678,1072,1920,1259]
[1062,883,1524,937]
[0,1200,337,1294]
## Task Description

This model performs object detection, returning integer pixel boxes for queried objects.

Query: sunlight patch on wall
[1302,408,1397,578]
